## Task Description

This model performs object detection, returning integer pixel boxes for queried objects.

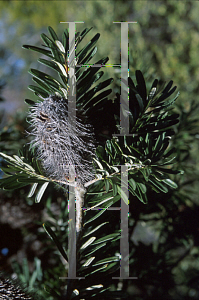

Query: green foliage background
[0,1,199,299]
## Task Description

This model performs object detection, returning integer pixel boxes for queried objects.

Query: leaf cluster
[0,26,183,299]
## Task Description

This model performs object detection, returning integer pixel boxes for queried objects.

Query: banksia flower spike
[28,95,96,187]
[0,274,37,300]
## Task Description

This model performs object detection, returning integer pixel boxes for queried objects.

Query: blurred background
[1,1,199,299]
[1,1,199,116]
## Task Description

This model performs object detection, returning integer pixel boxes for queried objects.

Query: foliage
[0,17,199,300]
[0,25,185,300]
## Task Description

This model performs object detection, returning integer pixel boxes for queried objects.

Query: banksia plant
[0,273,40,300]
[0,26,183,299]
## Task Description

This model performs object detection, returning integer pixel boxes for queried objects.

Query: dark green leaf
[38,58,60,73]
[40,33,54,48]
[149,178,168,193]
[32,77,54,94]
[62,29,69,52]
[76,33,100,61]
[22,45,53,58]
[25,99,36,106]
[28,85,49,98]
[135,70,147,103]
[43,222,68,261]
[156,167,182,175]
[48,26,59,41]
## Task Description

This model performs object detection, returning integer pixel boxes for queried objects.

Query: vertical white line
[113,21,137,136]
[68,184,76,278]
[120,164,129,278]
[121,22,129,135]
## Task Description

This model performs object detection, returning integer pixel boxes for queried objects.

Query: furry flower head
[28,95,96,185]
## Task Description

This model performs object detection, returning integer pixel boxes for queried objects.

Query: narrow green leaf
[40,33,53,47]
[81,237,96,250]
[162,179,178,189]
[76,33,100,61]
[93,256,119,266]
[22,45,53,58]
[25,99,36,106]
[35,182,49,203]
[38,58,60,72]
[82,257,95,267]
[157,85,177,103]
[78,27,93,44]
[79,46,97,66]
[92,232,120,245]
[28,85,49,98]
[32,77,54,94]
[129,178,136,190]
[93,158,104,170]
[163,147,176,159]
[162,80,173,94]
[55,40,65,53]
[82,89,112,109]
[48,26,59,41]
[104,179,110,193]
[28,183,38,198]
[84,243,107,257]
[85,264,107,276]
[43,222,68,262]
[136,70,147,102]
[156,166,181,175]
[154,133,165,154]
[149,178,168,193]
[135,93,144,113]
[0,167,13,176]
[136,182,147,193]
[83,222,108,237]
[117,185,128,205]
[112,183,118,197]
[84,210,106,225]
[129,183,147,204]
[0,176,28,190]
[62,29,69,52]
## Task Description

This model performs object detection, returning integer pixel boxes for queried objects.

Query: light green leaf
[129,178,136,190]
[82,257,95,267]
[163,179,178,189]
[92,232,120,245]
[84,243,107,257]
[93,256,119,266]
[93,158,104,170]
[55,40,65,53]
[83,222,108,238]
[117,185,129,205]
[81,237,96,250]
[52,60,68,77]
[104,178,110,193]
[28,183,38,198]
[35,182,49,203]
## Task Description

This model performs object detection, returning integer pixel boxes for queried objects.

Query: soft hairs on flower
[0,273,37,300]
[28,95,96,185]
